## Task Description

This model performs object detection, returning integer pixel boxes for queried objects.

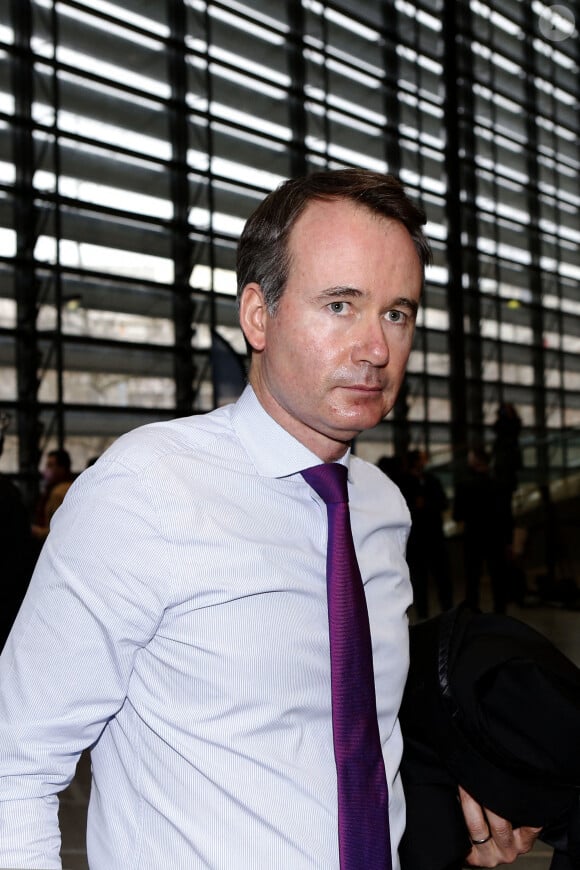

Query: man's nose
[353,319,390,366]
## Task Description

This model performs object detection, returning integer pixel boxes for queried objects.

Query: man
[0,170,538,868]
[31,448,75,543]
[399,448,452,619]
[453,447,510,614]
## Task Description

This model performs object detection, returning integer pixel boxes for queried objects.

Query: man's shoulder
[100,405,237,475]
[351,454,393,483]
[350,455,408,502]
[349,456,411,534]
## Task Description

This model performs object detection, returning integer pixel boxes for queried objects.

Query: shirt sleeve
[0,456,169,868]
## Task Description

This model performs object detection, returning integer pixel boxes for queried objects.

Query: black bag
[399,604,580,870]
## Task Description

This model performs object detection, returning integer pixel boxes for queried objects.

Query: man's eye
[386,310,406,323]
[329,301,347,314]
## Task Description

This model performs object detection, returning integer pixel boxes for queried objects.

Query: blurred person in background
[454,447,511,614]
[31,448,75,547]
[400,448,453,619]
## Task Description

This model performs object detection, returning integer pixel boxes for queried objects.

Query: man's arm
[0,457,166,867]
[459,786,542,867]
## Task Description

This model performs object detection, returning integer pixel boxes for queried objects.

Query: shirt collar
[231,385,351,479]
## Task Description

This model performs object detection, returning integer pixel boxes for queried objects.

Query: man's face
[241,198,423,462]
[44,455,65,485]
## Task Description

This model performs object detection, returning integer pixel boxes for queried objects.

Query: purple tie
[302,463,391,870]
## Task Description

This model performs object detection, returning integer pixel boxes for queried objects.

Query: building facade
[1,0,578,503]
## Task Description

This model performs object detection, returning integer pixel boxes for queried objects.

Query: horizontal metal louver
[0,0,577,496]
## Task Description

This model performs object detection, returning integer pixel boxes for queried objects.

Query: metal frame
[2,0,578,500]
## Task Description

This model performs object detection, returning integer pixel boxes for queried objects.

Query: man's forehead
[295,196,393,224]
[287,202,422,280]
[289,198,417,255]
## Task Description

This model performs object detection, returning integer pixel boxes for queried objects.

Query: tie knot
[301,463,349,505]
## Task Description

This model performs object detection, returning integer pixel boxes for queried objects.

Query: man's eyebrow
[393,296,419,316]
[315,286,364,299]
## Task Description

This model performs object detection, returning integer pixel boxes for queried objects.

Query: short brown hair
[236,168,432,314]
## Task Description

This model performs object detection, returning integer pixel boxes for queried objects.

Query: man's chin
[348,392,390,417]
[331,407,388,438]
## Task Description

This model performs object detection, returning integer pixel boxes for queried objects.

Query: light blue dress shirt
[0,386,412,869]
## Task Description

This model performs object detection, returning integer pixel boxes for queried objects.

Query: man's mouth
[341,383,384,393]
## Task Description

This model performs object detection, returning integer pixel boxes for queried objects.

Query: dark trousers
[407,530,453,619]
[463,532,507,614]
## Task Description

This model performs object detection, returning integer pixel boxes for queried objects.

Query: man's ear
[239,283,268,352]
